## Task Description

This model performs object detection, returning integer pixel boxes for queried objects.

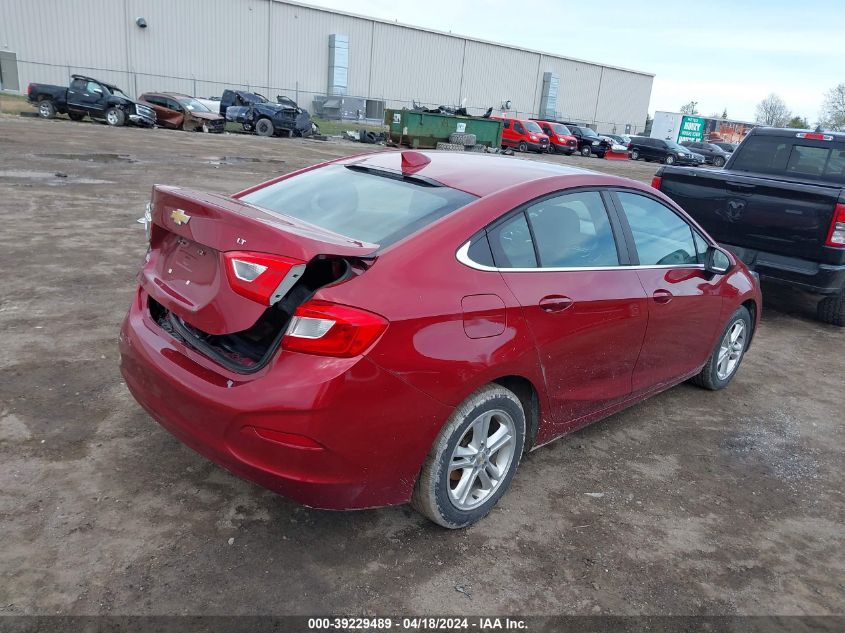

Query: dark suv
[681,141,731,167]
[629,137,704,166]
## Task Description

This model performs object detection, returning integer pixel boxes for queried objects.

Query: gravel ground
[0,114,843,616]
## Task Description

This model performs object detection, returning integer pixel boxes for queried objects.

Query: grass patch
[0,92,31,115]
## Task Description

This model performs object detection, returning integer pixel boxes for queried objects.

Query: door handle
[539,295,574,313]
[652,289,673,304]
[726,181,756,192]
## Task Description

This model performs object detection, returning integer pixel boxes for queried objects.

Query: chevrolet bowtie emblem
[170,208,191,225]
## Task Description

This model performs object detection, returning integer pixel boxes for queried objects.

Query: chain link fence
[13,58,646,135]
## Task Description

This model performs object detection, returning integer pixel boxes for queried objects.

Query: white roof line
[274,0,656,78]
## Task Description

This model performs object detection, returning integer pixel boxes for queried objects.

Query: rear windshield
[731,136,845,184]
[240,165,477,246]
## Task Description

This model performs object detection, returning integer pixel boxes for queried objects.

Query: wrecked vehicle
[138,92,225,133]
[218,90,317,137]
[120,150,761,528]
[27,75,155,127]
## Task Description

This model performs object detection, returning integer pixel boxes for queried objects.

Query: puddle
[0,170,112,185]
[203,156,286,166]
[37,153,138,163]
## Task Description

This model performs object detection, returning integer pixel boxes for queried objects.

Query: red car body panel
[120,151,762,509]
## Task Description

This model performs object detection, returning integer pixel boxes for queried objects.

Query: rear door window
[488,212,537,268]
[616,192,698,266]
[733,136,845,183]
[239,165,476,248]
[526,191,620,268]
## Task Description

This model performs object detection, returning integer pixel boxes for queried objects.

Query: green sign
[678,115,705,143]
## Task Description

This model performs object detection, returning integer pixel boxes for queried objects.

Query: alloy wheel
[447,409,516,511]
[716,320,746,380]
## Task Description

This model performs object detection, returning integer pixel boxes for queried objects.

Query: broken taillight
[825,203,845,248]
[282,300,388,358]
[223,251,305,305]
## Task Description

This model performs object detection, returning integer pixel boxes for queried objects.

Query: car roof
[750,126,845,141]
[341,151,636,197]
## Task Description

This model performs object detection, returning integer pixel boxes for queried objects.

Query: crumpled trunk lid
[140,185,377,335]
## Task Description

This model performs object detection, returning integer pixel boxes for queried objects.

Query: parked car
[138,92,225,133]
[493,116,550,153]
[561,123,611,158]
[711,141,738,153]
[121,150,761,528]
[655,126,845,325]
[27,75,155,127]
[629,137,705,166]
[681,141,731,167]
[218,89,315,137]
[531,120,577,154]
[603,133,627,145]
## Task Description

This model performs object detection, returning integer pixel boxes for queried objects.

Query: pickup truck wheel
[105,107,125,127]
[38,100,57,119]
[255,118,275,137]
[630,149,639,160]
[713,156,726,167]
[68,111,85,122]
[690,306,751,390]
[412,384,526,528]
[580,145,592,157]
[817,293,845,327]
[665,154,676,165]
[517,141,528,153]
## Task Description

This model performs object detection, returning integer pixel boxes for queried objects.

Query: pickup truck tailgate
[659,168,841,262]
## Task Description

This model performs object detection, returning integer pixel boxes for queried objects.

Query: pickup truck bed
[655,127,845,325]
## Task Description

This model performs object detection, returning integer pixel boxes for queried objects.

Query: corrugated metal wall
[0,0,653,130]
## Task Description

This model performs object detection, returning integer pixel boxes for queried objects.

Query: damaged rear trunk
[149,256,355,372]
[140,185,378,372]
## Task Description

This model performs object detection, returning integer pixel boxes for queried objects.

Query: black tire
[517,141,528,153]
[817,292,845,326]
[713,156,725,167]
[67,111,85,122]
[37,99,57,119]
[105,107,125,127]
[412,384,526,529]
[630,149,640,160]
[690,306,752,390]
[580,145,592,157]
[547,143,557,154]
[255,118,275,137]
[665,154,676,165]
[449,132,476,146]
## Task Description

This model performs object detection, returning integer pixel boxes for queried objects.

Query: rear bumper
[724,244,845,295]
[119,288,453,509]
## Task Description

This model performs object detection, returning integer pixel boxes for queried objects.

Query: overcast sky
[303,0,842,123]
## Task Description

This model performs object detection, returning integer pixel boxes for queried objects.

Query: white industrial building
[0,0,654,133]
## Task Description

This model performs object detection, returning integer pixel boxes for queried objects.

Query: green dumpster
[385,109,503,149]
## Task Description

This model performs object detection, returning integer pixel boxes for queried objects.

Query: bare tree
[722,108,728,120]
[679,101,699,115]
[755,94,791,127]
[819,83,845,131]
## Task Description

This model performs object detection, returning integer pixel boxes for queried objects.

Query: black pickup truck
[654,127,845,325]
[27,75,156,127]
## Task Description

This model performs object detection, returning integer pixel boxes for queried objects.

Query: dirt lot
[1,114,843,617]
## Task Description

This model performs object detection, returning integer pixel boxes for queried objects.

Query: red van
[494,116,550,153]
[532,120,578,155]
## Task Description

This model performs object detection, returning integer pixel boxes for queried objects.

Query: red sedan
[120,151,761,528]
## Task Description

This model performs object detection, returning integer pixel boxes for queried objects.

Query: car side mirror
[704,246,732,275]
